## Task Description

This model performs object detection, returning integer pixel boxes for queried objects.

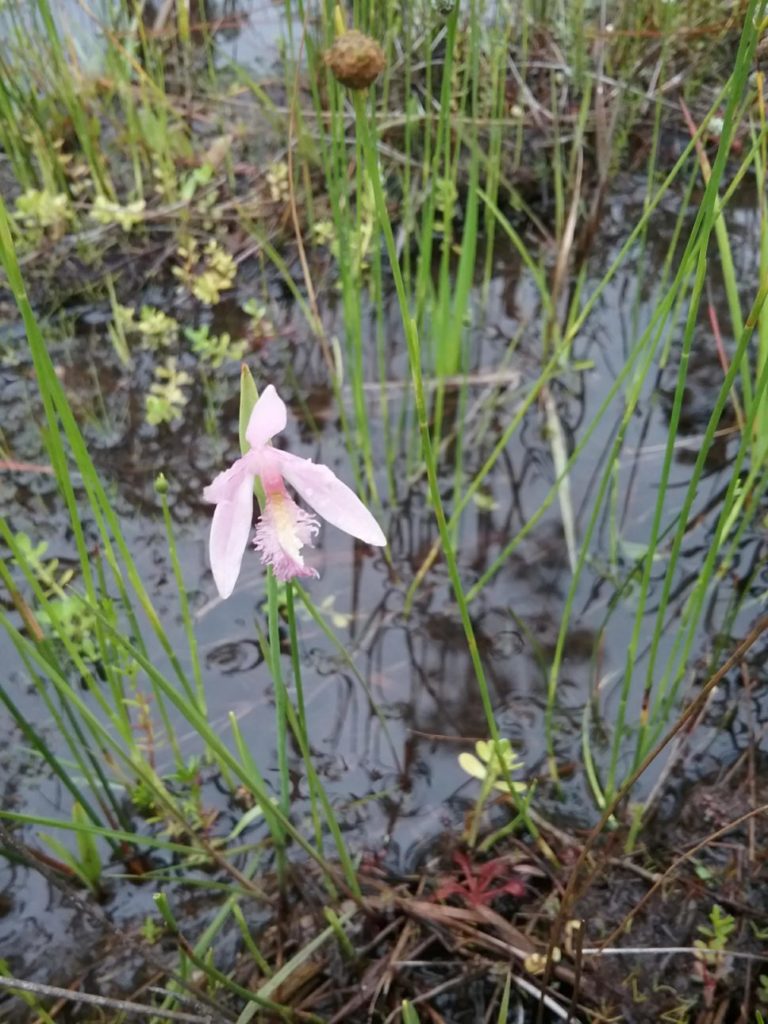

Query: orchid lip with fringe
[203,384,386,598]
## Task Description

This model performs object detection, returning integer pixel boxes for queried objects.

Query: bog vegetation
[2,0,768,1020]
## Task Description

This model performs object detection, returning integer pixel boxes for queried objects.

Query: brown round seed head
[324,30,386,90]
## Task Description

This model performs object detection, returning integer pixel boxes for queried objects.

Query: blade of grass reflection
[294,582,403,776]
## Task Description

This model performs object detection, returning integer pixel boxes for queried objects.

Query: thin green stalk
[6,605,344,885]
[0,534,152,801]
[232,904,273,978]
[464,78,754,607]
[755,86,768,456]
[636,0,766,742]
[271,17,377,501]
[349,58,538,841]
[0,685,107,833]
[640,278,768,753]
[32,0,110,193]
[0,197,200,729]
[605,249,705,798]
[0,811,224,861]
[284,582,325,867]
[480,14,516,297]
[237,370,358,893]
[156,474,206,718]
[414,6,460,334]
[266,572,290,868]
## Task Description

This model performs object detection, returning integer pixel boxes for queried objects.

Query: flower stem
[267,570,289,875]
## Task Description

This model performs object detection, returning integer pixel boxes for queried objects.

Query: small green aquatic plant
[137,306,179,349]
[184,324,246,367]
[241,298,275,339]
[401,1001,420,1024]
[39,594,102,666]
[145,356,192,426]
[311,219,335,248]
[173,238,237,305]
[89,195,146,232]
[10,532,73,595]
[7,533,106,667]
[265,160,290,203]
[107,303,179,359]
[459,739,527,796]
[13,187,72,240]
[137,756,220,845]
[692,904,736,999]
[459,739,528,849]
[139,914,165,945]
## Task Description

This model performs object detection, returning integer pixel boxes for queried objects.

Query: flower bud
[324,30,386,90]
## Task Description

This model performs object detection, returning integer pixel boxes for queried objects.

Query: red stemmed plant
[434,850,526,909]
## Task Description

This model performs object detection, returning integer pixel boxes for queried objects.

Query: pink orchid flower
[203,385,386,598]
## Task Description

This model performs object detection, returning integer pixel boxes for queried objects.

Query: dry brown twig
[0,821,229,1022]
[0,975,213,1023]
[600,801,768,948]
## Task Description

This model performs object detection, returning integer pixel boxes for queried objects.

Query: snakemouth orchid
[203,384,386,598]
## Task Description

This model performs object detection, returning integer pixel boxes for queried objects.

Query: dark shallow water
[2,175,767,990]
[0,0,294,72]
[0,2,767,1004]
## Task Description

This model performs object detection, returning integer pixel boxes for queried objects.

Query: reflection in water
[0,1,293,75]
[3,185,767,969]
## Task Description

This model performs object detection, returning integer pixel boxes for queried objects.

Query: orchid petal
[275,450,386,546]
[208,472,255,599]
[203,458,250,505]
[245,384,287,450]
